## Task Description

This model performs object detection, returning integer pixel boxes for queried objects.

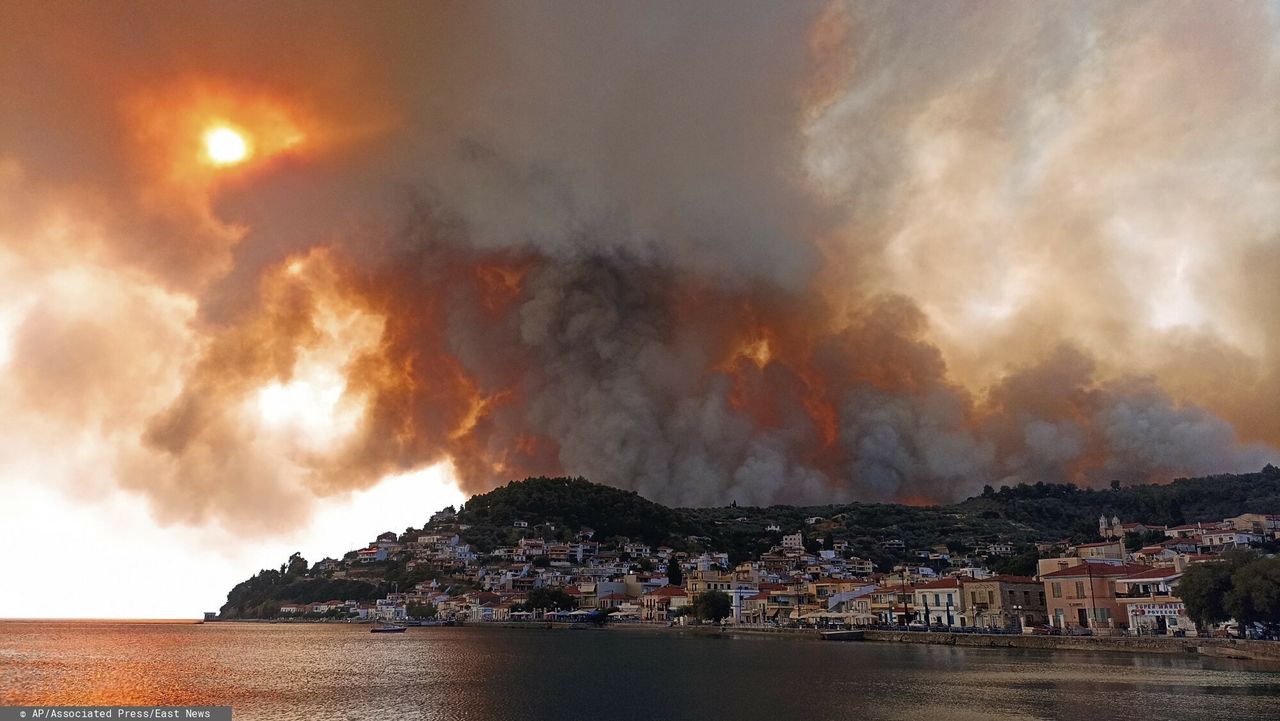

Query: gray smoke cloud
[0,1,1276,532]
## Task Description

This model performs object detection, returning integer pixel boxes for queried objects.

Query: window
[1051,583,1062,598]
[934,593,940,606]
[1075,581,1086,598]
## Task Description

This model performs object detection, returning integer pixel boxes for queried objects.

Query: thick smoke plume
[1,1,1277,532]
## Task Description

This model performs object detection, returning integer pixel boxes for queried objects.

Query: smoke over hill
[1,1,1276,533]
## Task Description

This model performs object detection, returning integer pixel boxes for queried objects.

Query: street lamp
[1012,604,1023,633]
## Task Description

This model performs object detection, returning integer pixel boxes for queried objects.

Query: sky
[1,1,1278,617]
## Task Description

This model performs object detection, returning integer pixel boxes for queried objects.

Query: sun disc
[204,127,249,165]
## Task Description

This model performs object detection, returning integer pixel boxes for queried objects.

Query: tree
[524,587,578,611]
[1178,551,1255,629]
[1225,557,1280,628]
[282,552,308,578]
[1123,532,1147,552]
[408,603,437,619]
[666,557,683,586]
[693,590,733,622]
[990,547,1038,577]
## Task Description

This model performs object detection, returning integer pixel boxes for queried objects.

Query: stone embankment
[858,630,1280,662]
[467,622,1280,662]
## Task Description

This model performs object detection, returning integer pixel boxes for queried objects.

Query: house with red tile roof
[913,577,964,626]
[1041,563,1148,632]
[642,585,689,621]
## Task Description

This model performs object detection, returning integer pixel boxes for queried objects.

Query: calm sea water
[2,621,1278,721]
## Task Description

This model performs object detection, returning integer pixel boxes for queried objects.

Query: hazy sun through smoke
[204,126,249,165]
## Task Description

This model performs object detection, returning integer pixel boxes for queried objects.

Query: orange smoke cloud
[1,1,1277,535]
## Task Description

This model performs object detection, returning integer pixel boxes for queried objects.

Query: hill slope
[219,465,1280,616]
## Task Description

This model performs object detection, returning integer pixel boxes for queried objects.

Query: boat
[370,624,408,633]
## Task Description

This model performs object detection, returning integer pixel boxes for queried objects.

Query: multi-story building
[1201,530,1263,550]
[641,585,688,621]
[1042,563,1147,631]
[1222,513,1280,536]
[961,576,1047,630]
[913,578,965,626]
[1114,567,1193,635]
[1072,540,1125,561]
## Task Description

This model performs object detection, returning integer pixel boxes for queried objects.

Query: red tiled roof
[977,575,1039,585]
[914,578,961,590]
[1040,563,1147,579]
[648,585,688,597]
[599,593,629,601]
[1119,566,1183,581]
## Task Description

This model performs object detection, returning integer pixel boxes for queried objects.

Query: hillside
[456,476,692,549]
[219,465,1280,616]
[957,465,1280,538]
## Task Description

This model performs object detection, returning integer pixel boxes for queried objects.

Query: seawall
[859,630,1280,662]
[456,622,1280,663]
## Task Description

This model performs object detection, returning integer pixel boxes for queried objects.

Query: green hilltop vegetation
[218,466,1280,618]
[957,464,1280,537]
[219,553,383,619]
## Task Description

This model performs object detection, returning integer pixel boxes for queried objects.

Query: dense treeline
[959,465,1280,538]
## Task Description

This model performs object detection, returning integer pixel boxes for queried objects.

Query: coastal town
[225,483,1280,640]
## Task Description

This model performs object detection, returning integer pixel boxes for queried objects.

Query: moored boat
[371,624,408,633]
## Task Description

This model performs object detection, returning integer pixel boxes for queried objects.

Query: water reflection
[1,622,1277,721]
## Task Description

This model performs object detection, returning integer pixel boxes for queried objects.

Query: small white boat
[370,624,408,633]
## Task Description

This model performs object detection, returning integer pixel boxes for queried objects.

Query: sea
[1,621,1277,721]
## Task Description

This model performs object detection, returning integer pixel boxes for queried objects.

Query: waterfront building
[642,585,689,621]
[961,576,1047,630]
[1041,563,1147,632]
[913,578,965,626]
[1114,567,1193,635]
